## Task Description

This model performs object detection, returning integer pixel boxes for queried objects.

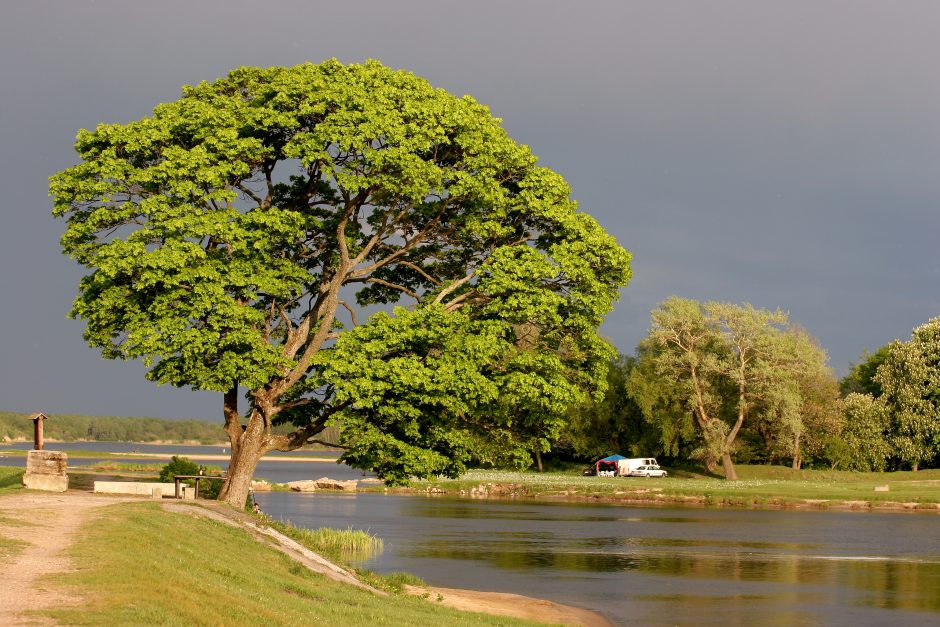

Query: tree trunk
[534,449,544,473]
[792,435,802,470]
[721,452,738,481]
[218,409,267,508]
[719,382,747,481]
[913,462,919,471]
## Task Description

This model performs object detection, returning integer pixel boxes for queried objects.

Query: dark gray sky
[2,1,938,420]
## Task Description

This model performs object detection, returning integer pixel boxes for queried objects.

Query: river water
[255,492,940,626]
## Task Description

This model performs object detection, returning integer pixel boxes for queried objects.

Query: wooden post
[29,413,48,451]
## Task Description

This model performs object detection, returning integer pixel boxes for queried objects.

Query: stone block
[23,473,68,492]
[93,481,178,497]
[287,480,318,492]
[313,477,358,491]
[26,450,68,475]
[874,485,890,492]
[23,450,68,492]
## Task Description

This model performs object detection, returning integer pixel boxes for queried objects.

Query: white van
[617,458,659,475]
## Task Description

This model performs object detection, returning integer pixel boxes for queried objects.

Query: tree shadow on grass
[0,468,24,490]
[669,465,725,480]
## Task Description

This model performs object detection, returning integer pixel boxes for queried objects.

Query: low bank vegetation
[408,465,940,509]
[267,519,384,565]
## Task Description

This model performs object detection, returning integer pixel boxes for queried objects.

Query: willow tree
[50,60,632,506]
[630,297,830,480]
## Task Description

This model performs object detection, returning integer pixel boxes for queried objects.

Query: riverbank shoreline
[381,483,940,513]
[0,490,612,626]
[5,453,940,512]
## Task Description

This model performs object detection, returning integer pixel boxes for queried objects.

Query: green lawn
[0,466,23,493]
[48,502,544,626]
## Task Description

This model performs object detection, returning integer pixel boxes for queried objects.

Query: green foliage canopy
[875,317,940,470]
[50,60,632,496]
[840,345,890,397]
[834,393,891,471]
[629,297,836,478]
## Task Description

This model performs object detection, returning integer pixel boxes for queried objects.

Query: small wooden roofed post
[29,412,49,451]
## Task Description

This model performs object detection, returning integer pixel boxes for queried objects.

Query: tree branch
[350,207,406,267]
[351,277,419,300]
[337,189,370,267]
[338,300,359,327]
[265,400,352,451]
[349,202,448,279]
[399,260,441,286]
[433,273,476,305]
[235,181,266,208]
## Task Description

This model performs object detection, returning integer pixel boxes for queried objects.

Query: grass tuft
[266,518,384,565]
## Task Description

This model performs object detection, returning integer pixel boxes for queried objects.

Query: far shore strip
[111,452,338,462]
[0,450,337,463]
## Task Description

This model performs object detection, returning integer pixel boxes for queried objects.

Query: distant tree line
[0,411,339,444]
[0,411,344,447]
[0,412,226,444]
[556,301,940,475]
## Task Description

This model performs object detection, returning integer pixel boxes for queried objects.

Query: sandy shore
[404,585,614,626]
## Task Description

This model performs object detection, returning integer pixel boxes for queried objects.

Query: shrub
[159,456,200,482]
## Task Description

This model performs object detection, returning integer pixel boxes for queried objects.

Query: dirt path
[0,492,135,625]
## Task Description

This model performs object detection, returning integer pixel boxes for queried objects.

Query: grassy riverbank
[402,465,940,510]
[40,501,542,626]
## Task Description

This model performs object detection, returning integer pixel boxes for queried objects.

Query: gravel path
[0,492,135,625]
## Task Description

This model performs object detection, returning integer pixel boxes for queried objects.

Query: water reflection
[409,501,619,522]
[258,492,940,626]
[406,533,940,613]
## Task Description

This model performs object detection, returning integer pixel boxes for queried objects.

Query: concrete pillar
[23,450,68,492]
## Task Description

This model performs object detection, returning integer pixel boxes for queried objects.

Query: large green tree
[875,317,940,470]
[50,60,632,506]
[832,393,891,471]
[629,297,833,479]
